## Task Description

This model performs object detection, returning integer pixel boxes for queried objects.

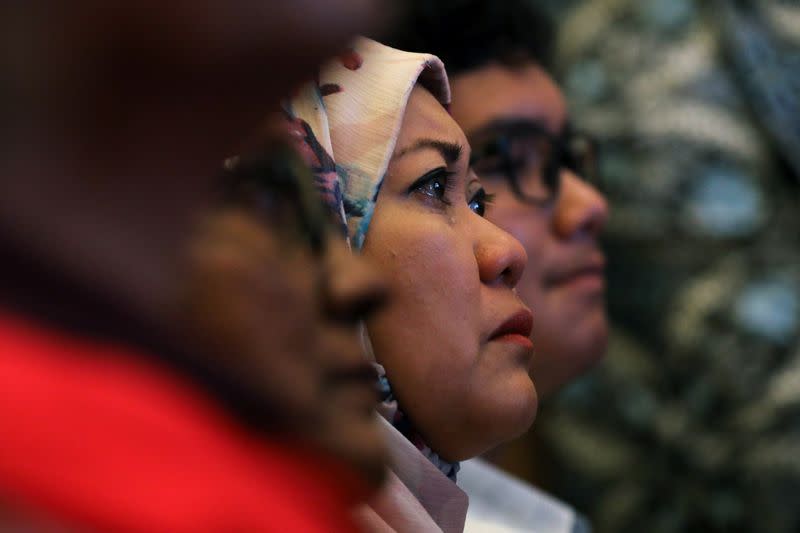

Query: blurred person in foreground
[383,1,608,531]
[0,2,392,531]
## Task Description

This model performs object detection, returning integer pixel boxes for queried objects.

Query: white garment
[459,458,590,533]
[355,418,469,533]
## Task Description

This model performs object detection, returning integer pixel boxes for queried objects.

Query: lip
[489,309,534,349]
[546,256,606,289]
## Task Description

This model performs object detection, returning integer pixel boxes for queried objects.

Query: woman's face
[362,86,538,461]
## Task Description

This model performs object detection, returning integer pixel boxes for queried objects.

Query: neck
[375,366,461,482]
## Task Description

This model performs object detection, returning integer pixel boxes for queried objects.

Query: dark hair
[376,0,556,76]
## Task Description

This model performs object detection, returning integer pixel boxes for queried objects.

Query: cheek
[486,191,547,253]
[196,255,321,419]
[361,213,481,409]
[251,258,321,383]
[487,192,550,287]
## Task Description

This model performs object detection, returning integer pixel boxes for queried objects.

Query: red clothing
[0,312,364,532]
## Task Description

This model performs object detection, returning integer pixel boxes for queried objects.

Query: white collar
[377,417,468,533]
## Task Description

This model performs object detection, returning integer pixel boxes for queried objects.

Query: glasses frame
[469,120,600,206]
[220,144,328,255]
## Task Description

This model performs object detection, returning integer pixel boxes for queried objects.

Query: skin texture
[362,86,537,462]
[183,207,390,487]
[449,62,610,399]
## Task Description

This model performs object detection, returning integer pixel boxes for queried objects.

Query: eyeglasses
[220,143,329,255]
[469,120,600,206]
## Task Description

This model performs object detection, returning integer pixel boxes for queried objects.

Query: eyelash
[408,167,456,206]
[469,188,495,217]
[408,167,495,218]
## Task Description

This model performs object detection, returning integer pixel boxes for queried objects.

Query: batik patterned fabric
[522,1,800,532]
[287,37,460,480]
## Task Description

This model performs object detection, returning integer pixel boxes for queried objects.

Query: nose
[552,170,609,240]
[475,217,528,288]
[321,238,388,325]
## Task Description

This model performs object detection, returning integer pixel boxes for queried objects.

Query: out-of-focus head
[384,0,610,398]
[0,0,387,379]
[2,0,387,178]
[0,1,391,487]
[290,38,537,462]
[183,118,389,487]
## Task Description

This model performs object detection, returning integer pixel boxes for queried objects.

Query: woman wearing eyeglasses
[288,38,538,532]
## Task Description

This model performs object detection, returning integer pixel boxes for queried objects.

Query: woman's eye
[409,167,454,205]
[468,188,494,217]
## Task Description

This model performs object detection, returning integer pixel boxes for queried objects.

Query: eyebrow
[469,117,552,140]
[393,138,463,165]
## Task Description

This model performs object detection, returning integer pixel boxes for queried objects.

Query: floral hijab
[284,37,460,481]
[287,37,450,249]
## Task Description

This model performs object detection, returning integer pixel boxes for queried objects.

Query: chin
[532,308,608,397]
[497,372,539,440]
[317,413,389,491]
[449,373,539,461]
[567,311,609,374]
[340,442,389,491]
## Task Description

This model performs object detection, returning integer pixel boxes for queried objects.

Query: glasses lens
[512,135,556,202]
[221,146,328,254]
[564,132,600,185]
[472,131,558,204]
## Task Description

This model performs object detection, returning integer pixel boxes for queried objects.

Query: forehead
[448,62,567,137]
[396,85,467,152]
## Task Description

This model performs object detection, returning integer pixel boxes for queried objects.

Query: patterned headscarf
[287,37,450,249]
[285,37,459,480]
